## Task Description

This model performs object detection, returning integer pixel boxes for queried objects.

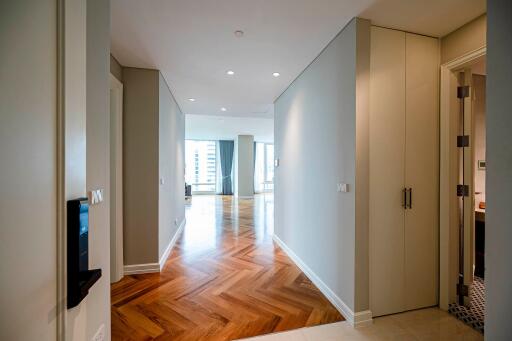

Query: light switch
[337,183,349,193]
[160,177,165,185]
[274,158,280,167]
[88,189,104,205]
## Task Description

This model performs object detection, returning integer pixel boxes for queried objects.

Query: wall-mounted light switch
[88,189,104,205]
[274,158,280,167]
[160,177,165,185]
[337,183,349,193]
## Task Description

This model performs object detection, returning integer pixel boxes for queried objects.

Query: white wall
[486,1,512,338]
[440,14,487,64]
[64,0,88,338]
[235,135,254,197]
[274,17,370,316]
[159,73,186,259]
[472,74,486,207]
[85,0,111,339]
[186,114,274,143]
[66,0,112,340]
[0,1,58,339]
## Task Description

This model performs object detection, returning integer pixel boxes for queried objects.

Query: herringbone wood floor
[111,195,343,340]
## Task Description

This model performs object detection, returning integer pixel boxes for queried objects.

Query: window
[254,142,274,193]
[185,140,217,193]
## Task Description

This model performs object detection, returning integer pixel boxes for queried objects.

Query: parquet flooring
[111,195,343,340]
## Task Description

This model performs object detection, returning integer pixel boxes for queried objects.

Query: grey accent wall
[123,68,185,266]
[274,18,370,313]
[235,135,254,197]
[158,73,185,259]
[123,68,160,265]
[0,1,58,339]
[486,1,512,338]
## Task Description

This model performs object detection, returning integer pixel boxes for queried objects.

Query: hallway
[111,195,343,340]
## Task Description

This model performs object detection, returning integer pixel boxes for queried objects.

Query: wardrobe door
[369,26,406,317]
[404,33,439,310]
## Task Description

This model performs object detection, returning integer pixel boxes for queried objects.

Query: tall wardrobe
[369,26,439,317]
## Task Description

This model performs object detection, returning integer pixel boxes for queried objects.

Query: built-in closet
[369,26,439,317]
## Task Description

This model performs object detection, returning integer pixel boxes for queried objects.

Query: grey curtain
[219,140,234,195]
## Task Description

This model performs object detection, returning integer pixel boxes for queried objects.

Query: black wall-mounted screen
[78,202,89,272]
[67,198,101,309]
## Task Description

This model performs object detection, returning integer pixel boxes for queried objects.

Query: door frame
[439,46,486,310]
[110,74,124,282]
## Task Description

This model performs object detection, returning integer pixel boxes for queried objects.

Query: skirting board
[159,218,186,270]
[272,234,373,327]
[123,262,160,275]
[124,218,186,275]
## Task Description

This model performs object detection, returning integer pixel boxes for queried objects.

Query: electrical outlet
[91,324,105,341]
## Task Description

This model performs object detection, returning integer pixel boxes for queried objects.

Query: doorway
[439,49,486,333]
[110,74,124,283]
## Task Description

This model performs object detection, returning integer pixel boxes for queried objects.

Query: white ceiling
[111,0,485,118]
[186,115,273,142]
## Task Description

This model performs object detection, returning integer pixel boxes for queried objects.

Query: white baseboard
[124,218,186,275]
[237,195,254,199]
[272,234,373,327]
[159,218,186,270]
[123,262,160,275]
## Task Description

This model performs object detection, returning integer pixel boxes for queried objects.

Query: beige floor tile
[301,321,352,340]
[238,308,483,341]
[240,329,307,341]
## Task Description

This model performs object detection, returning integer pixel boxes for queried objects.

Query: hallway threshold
[238,308,483,341]
[111,195,343,340]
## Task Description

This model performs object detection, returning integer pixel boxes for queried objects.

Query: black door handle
[408,188,412,209]
[403,188,408,209]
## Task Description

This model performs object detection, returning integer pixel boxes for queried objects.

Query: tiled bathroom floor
[238,308,483,340]
[449,276,485,333]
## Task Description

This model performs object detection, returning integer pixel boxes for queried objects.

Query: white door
[369,26,407,317]
[370,27,439,316]
[404,33,439,310]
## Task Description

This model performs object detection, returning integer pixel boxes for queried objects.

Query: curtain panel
[218,140,234,195]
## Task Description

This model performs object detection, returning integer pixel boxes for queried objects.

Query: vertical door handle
[402,188,406,209]
[408,188,412,209]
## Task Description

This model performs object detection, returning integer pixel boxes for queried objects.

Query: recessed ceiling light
[188,98,196,102]
[220,107,227,112]
[226,70,235,75]
[272,72,280,77]
[234,30,244,38]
